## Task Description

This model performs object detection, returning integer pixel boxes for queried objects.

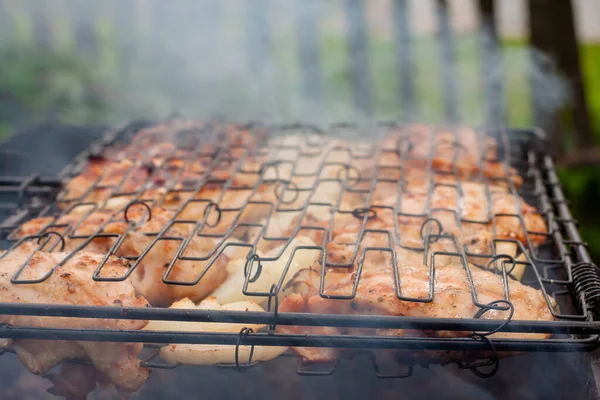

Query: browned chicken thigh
[0,244,150,396]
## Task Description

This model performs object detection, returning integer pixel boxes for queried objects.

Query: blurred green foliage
[559,166,600,263]
[0,44,108,138]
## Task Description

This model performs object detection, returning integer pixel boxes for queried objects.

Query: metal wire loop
[259,160,284,180]
[267,284,279,330]
[215,147,234,169]
[336,164,361,188]
[244,254,263,283]
[140,346,181,369]
[36,231,66,252]
[395,136,414,156]
[458,335,500,379]
[124,200,152,224]
[203,201,222,228]
[486,254,517,276]
[296,357,340,376]
[472,300,515,337]
[419,217,443,243]
[369,352,414,379]
[444,139,467,152]
[234,327,255,372]
[274,180,300,204]
[352,207,377,221]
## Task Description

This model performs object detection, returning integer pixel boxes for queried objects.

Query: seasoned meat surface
[278,265,554,363]
[15,206,230,307]
[0,244,150,395]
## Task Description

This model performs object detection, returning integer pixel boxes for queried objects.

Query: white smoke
[0,0,571,129]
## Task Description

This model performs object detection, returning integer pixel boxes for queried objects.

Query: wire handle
[244,254,263,284]
[234,327,255,372]
[267,284,279,331]
[458,335,499,378]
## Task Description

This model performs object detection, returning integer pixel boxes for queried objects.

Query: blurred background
[0,0,600,257]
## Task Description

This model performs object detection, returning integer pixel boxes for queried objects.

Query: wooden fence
[0,0,596,162]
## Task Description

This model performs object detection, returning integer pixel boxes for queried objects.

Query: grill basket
[1,118,600,380]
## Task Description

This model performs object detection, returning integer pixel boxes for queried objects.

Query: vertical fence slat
[71,0,99,60]
[114,0,136,81]
[245,0,274,117]
[29,0,52,51]
[435,0,458,124]
[246,0,271,77]
[478,0,506,128]
[48,0,72,50]
[297,0,323,113]
[553,1,593,150]
[135,0,152,71]
[4,0,32,44]
[528,0,557,154]
[197,0,222,88]
[0,0,12,43]
[151,0,170,61]
[528,0,593,156]
[191,0,223,117]
[345,0,372,117]
[198,0,221,56]
[393,0,416,121]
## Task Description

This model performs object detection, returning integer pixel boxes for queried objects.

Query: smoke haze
[0,0,571,128]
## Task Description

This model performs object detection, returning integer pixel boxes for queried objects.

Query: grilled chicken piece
[266,177,546,265]
[89,120,263,166]
[58,156,266,212]
[377,124,523,186]
[278,265,554,364]
[57,129,367,253]
[15,206,231,307]
[0,244,150,396]
[45,363,101,400]
[368,179,545,253]
[14,340,88,375]
[307,266,553,328]
[58,121,267,213]
[58,128,356,215]
[125,119,264,158]
[274,292,342,364]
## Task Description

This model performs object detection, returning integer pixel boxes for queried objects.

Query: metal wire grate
[1,118,600,379]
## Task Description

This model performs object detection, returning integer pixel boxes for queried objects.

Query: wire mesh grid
[1,117,600,378]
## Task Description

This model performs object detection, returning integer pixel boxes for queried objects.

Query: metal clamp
[234,327,255,372]
[274,180,300,204]
[419,217,443,244]
[352,207,377,221]
[244,254,263,283]
[458,335,499,378]
[203,201,222,228]
[267,284,279,331]
[124,200,152,224]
